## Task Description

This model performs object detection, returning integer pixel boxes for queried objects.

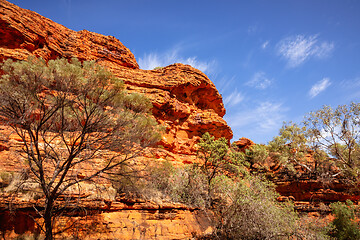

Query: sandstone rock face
[232,137,255,152]
[0,0,232,155]
[108,63,232,154]
[0,195,214,239]
[265,155,360,211]
[0,1,230,238]
[0,0,138,68]
[275,180,360,203]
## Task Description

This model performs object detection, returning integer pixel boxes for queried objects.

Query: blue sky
[9,0,360,144]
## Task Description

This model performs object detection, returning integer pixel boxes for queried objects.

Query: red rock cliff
[0,1,227,238]
[0,0,233,155]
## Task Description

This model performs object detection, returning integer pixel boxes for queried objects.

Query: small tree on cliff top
[268,122,314,173]
[304,103,360,180]
[0,57,161,239]
[269,103,360,183]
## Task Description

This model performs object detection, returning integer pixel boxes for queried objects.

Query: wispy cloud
[223,89,244,107]
[226,101,287,132]
[246,71,272,90]
[262,41,269,49]
[340,76,360,88]
[309,78,331,98]
[338,76,360,101]
[215,76,237,94]
[277,34,334,67]
[138,47,216,74]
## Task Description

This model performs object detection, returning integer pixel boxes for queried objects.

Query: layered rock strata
[0,0,232,155]
[0,194,214,239]
[0,0,231,238]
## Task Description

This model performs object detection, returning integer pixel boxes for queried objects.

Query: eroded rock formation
[0,0,232,155]
[232,137,255,152]
[0,0,230,238]
[0,194,214,239]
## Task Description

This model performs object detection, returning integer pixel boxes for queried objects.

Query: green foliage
[227,149,250,175]
[115,161,210,208]
[123,92,153,114]
[268,121,313,173]
[295,215,331,240]
[244,144,269,165]
[169,166,209,208]
[216,175,298,239]
[268,103,360,181]
[0,57,162,239]
[153,66,163,70]
[197,132,229,172]
[196,132,229,194]
[113,132,331,239]
[149,160,175,191]
[329,200,360,240]
[304,103,360,180]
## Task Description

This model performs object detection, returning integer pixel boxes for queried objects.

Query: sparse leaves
[0,57,161,239]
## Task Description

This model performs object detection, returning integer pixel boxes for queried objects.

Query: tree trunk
[44,199,54,240]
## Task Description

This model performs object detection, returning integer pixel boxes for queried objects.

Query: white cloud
[309,78,331,98]
[138,47,216,74]
[337,76,360,101]
[246,71,272,90]
[223,90,244,107]
[226,101,287,132]
[277,34,334,67]
[215,76,237,94]
[262,41,269,49]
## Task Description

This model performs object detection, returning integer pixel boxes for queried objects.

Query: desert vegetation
[112,130,359,239]
[0,57,162,240]
[112,101,360,239]
[1,58,360,239]
[267,103,360,185]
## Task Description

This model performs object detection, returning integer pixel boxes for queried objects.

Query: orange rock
[77,173,86,179]
[0,143,9,151]
[232,137,255,152]
[0,2,227,237]
[0,0,232,156]
[0,0,138,69]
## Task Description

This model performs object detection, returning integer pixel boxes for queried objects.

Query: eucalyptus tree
[0,57,161,239]
[304,103,360,180]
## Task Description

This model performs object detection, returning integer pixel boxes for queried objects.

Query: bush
[112,161,210,208]
[328,200,360,240]
[294,214,331,240]
[0,57,162,239]
[0,171,14,188]
[244,144,269,165]
[215,176,298,239]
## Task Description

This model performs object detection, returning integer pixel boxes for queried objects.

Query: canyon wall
[1,1,358,239]
[0,0,232,155]
[0,0,231,238]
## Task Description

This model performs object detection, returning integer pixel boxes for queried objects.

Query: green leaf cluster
[329,200,360,240]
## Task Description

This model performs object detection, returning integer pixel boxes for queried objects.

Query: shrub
[293,214,331,240]
[153,66,163,70]
[215,176,298,239]
[328,200,360,240]
[0,171,14,188]
[0,57,161,239]
[244,144,269,165]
